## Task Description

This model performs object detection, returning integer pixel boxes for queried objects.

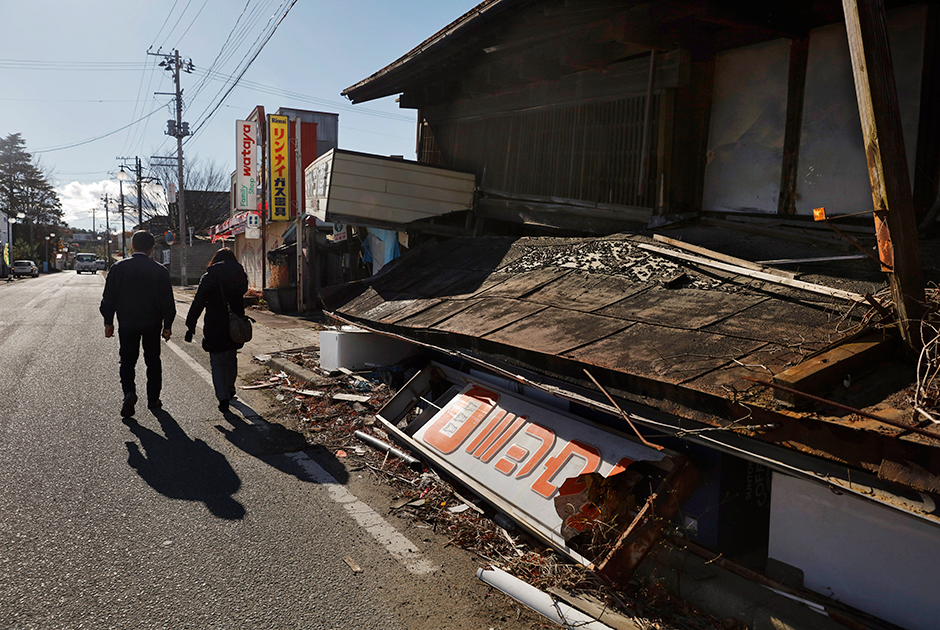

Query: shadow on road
[123,409,245,520]
[216,399,349,485]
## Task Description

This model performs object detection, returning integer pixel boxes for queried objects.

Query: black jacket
[100,252,176,330]
[185,259,250,353]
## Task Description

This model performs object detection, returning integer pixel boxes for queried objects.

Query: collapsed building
[303,1,940,628]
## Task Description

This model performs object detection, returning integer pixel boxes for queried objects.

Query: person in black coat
[183,248,250,413]
[100,230,176,418]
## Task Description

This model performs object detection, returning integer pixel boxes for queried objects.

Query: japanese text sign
[267,114,290,221]
[411,381,668,557]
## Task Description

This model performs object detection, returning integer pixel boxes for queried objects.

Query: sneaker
[148,400,162,411]
[218,400,229,413]
[120,393,137,418]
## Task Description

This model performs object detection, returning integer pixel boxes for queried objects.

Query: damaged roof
[341,0,914,105]
[321,231,940,502]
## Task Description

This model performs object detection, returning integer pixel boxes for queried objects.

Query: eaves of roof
[341,0,522,103]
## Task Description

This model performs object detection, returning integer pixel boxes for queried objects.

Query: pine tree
[0,133,63,247]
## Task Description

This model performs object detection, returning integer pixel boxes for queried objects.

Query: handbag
[219,283,254,344]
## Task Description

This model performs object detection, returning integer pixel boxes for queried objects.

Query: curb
[267,356,325,386]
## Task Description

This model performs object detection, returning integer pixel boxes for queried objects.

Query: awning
[208,211,258,242]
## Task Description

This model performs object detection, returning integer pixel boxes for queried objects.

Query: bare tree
[140,153,230,234]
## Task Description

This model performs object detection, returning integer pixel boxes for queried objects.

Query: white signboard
[235,119,258,211]
[304,158,330,218]
[246,211,261,240]
[411,380,667,559]
[332,221,347,243]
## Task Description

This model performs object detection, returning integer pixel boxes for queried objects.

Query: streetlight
[44,234,51,273]
[5,214,18,281]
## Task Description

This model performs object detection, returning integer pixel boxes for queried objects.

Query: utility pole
[151,48,193,285]
[294,117,305,312]
[104,194,111,266]
[118,177,126,257]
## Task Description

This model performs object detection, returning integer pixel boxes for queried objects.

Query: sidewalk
[172,286,324,360]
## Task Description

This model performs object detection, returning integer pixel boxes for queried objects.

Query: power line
[0,60,150,71]
[171,0,213,50]
[148,0,182,49]
[186,0,299,143]
[32,107,165,154]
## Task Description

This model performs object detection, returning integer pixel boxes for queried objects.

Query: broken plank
[339,367,372,383]
[756,254,867,265]
[333,393,371,403]
[546,587,642,630]
[280,386,325,397]
[770,331,895,406]
[637,243,866,303]
[652,233,797,279]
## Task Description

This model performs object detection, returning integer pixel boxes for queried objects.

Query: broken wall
[703,38,790,214]
[703,4,926,217]
[795,3,925,216]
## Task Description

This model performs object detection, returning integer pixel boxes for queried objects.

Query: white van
[75,253,98,274]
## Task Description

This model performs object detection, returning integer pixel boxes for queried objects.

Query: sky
[1,0,480,233]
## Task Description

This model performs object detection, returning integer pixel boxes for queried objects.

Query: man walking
[100,231,176,418]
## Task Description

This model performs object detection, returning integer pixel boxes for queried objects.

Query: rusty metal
[825,219,887,268]
[584,368,664,451]
[594,455,700,586]
[744,377,940,441]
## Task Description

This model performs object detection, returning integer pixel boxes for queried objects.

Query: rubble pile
[246,352,735,630]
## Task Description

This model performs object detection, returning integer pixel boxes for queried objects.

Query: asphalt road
[0,271,427,629]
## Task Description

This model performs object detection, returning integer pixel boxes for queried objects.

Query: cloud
[56,180,123,231]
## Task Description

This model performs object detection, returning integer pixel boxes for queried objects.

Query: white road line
[168,338,436,576]
[287,452,437,575]
[165,339,214,386]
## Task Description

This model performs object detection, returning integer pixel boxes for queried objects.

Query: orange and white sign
[267,114,290,221]
[411,379,668,559]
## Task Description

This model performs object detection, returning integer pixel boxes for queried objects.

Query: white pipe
[477,566,619,630]
[354,430,420,466]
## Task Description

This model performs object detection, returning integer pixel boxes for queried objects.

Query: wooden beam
[842,0,926,347]
[778,37,809,216]
[652,233,798,279]
[637,242,867,303]
[770,331,895,406]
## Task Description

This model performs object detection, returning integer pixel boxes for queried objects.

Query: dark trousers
[209,350,238,402]
[118,324,163,403]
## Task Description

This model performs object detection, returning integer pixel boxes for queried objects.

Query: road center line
[167,337,436,575]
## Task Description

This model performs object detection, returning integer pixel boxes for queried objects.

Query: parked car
[74,253,97,274]
[95,259,106,270]
[12,260,39,278]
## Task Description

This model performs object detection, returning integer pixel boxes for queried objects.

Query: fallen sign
[376,362,699,584]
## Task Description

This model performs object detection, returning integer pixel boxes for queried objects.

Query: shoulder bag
[219,283,254,344]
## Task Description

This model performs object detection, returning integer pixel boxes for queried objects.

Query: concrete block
[319,329,421,372]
